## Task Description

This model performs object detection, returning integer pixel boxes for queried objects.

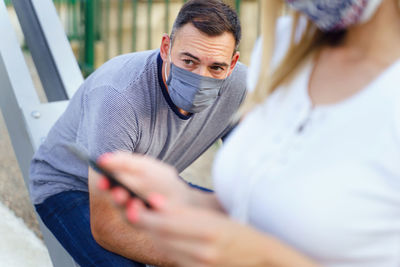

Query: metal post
[72,0,79,40]
[0,53,77,267]
[95,0,102,42]
[147,0,152,50]
[0,1,82,265]
[165,0,170,34]
[235,0,241,17]
[11,0,68,101]
[118,0,124,54]
[105,0,110,60]
[132,0,138,52]
[84,0,95,76]
[11,0,83,100]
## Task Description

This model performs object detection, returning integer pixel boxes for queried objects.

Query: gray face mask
[164,51,228,113]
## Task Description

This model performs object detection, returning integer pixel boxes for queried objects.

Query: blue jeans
[35,190,145,267]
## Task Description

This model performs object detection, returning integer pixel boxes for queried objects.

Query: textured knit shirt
[29,49,247,205]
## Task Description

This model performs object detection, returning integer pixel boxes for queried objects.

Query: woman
[97,0,400,266]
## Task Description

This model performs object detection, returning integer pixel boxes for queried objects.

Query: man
[29,0,246,266]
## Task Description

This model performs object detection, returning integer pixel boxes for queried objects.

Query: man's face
[161,23,239,80]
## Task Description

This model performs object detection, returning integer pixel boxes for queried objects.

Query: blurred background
[5,0,260,77]
[0,0,259,265]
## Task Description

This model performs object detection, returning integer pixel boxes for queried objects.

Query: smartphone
[66,144,151,208]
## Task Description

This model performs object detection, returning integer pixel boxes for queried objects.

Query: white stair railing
[0,1,83,266]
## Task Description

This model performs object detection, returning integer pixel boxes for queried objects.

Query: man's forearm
[90,192,176,267]
[88,168,176,266]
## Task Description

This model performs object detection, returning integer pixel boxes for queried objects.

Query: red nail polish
[97,177,110,191]
[97,153,113,165]
[111,187,128,205]
[126,200,139,222]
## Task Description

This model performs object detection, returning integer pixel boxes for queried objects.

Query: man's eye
[211,66,224,71]
[183,59,194,66]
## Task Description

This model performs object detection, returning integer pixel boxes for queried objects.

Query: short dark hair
[170,0,241,51]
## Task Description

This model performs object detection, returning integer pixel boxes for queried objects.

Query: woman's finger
[98,152,177,179]
[132,199,222,242]
[98,152,180,199]
[97,176,110,191]
[110,186,130,206]
[125,198,143,223]
[147,193,166,210]
[125,193,165,225]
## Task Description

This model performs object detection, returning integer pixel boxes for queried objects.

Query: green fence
[56,0,247,76]
[6,0,259,76]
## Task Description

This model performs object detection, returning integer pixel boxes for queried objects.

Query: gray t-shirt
[29,49,247,205]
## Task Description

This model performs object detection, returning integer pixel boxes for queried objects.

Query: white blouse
[213,21,400,266]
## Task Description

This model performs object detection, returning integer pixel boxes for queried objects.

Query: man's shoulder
[106,49,157,69]
[223,61,247,94]
[231,61,247,79]
[85,49,159,93]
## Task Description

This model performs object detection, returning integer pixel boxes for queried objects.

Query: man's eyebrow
[180,52,229,67]
[180,52,200,62]
[211,62,229,67]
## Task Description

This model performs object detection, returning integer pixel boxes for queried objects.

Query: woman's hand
[122,194,319,267]
[97,151,191,206]
[124,194,272,267]
[98,152,319,267]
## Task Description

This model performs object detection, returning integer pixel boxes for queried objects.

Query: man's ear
[160,34,171,61]
[227,51,240,77]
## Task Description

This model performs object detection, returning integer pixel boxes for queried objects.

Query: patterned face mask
[285,0,383,32]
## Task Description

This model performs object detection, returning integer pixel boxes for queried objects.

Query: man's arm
[88,168,176,266]
[81,85,175,265]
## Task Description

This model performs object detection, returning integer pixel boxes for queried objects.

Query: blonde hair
[239,1,327,114]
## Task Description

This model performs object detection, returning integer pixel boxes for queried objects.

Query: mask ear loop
[218,60,233,96]
[164,42,172,84]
